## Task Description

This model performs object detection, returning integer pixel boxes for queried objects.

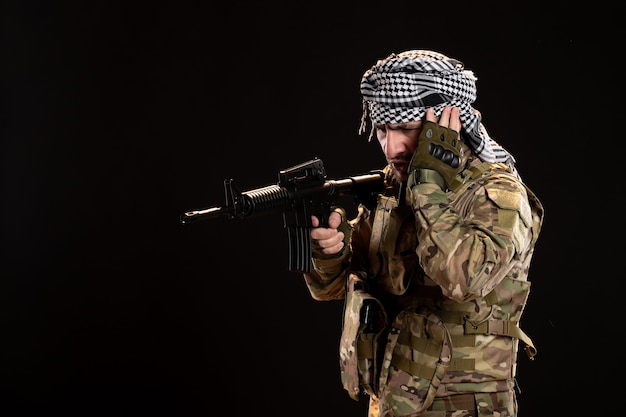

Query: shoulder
[478,164,536,229]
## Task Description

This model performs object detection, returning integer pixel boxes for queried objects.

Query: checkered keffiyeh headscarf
[359,50,516,170]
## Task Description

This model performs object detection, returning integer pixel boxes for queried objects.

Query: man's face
[375,121,423,182]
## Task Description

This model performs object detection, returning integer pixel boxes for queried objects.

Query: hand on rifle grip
[310,207,351,258]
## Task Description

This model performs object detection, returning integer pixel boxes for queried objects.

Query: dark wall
[2,2,616,416]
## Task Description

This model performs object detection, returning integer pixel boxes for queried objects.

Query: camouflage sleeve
[408,175,534,303]
[302,248,351,300]
[302,205,373,301]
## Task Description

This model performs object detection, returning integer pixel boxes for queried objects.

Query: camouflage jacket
[303,156,544,407]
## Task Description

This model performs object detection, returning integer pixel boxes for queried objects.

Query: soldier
[304,50,544,416]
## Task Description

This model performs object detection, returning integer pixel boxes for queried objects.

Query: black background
[2,2,617,416]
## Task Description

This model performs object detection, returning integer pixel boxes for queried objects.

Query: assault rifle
[180,158,385,273]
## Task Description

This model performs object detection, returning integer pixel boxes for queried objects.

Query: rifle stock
[180,158,385,273]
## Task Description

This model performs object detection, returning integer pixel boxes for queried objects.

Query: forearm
[303,248,352,300]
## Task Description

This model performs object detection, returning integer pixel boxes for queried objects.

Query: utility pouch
[378,306,452,417]
[340,274,388,400]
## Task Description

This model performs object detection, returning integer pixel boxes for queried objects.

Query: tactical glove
[407,121,464,191]
[334,207,352,251]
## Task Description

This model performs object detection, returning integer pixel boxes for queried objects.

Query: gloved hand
[311,207,352,258]
[407,120,464,191]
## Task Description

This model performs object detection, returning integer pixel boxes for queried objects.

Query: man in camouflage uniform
[303,50,544,416]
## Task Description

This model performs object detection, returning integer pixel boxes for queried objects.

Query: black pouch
[339,274,388,399]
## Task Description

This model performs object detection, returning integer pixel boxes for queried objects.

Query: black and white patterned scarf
[359,50,517,172]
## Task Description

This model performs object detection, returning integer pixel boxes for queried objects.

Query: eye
[398,124,421,133]
[375,127,387,142]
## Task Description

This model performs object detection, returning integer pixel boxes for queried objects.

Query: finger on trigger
[311,215,319,227]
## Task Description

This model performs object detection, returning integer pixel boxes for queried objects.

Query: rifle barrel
[180,206,224,224]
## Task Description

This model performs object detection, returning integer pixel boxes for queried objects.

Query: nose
[385,129,409,159]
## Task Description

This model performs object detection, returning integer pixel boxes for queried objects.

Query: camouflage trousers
[368,390,517,417]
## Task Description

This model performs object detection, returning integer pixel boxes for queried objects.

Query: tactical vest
[340,162,543,415]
